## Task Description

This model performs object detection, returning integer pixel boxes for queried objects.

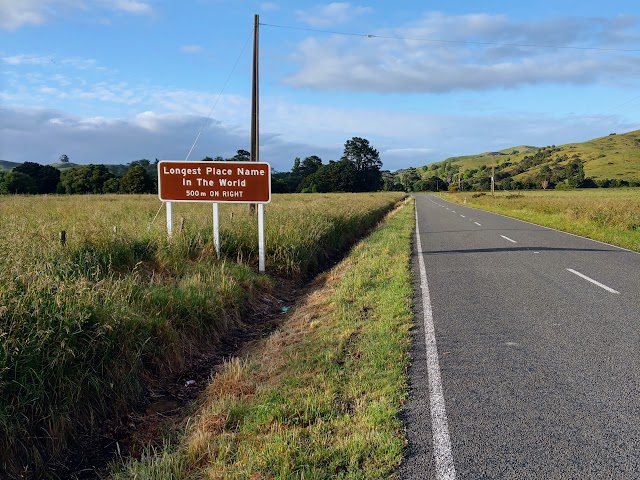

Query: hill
[0,160,21,172]
[421,129,640,189]
[48,162,80,170]
[1,161,82,172]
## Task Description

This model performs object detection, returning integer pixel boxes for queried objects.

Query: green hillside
[419,129,640,190]
[48,162,80,170]
[1,161,81,172]
[0,160,21,172]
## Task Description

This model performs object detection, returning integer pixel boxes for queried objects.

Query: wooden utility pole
[249,14,259,214]
[491,156,495,197]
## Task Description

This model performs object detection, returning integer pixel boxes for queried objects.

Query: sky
[1,1,639,173]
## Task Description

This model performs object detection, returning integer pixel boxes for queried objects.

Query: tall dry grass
[0,192,404,477]
[445,189,640,252]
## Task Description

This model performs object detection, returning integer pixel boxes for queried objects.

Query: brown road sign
[158,160,271,203]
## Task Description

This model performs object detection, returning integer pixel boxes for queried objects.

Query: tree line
[272,137,384,193]
[0,160,157,195]
[0,137,388,195]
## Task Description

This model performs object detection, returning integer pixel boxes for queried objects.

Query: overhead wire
[150,26,255,230]
[260,22,640,52]
[184,26,254,161]
[261,21,640,134]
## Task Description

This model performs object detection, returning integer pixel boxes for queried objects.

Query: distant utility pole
[250,13,259,214]
[491,157,495,197]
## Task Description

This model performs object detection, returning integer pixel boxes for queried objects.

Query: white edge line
[415,205,457,480]
[500,235,518,244]
[566,268,620,294]
[430,195,639,256]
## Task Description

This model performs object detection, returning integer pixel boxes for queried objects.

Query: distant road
[400,194,640,479]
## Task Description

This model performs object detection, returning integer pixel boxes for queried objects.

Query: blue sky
[1,1,639,172]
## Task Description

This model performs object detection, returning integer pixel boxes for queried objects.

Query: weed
[0,192,404,477]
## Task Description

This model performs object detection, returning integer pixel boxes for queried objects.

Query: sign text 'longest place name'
[158,160,271,203]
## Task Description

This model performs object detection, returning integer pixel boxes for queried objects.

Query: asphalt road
[400,194,640,480]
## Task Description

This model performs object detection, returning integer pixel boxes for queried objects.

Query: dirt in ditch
[50,279,304,480]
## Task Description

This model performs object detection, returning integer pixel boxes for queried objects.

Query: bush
[0,171,38,194]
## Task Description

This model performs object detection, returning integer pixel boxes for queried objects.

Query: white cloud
[107,0,153,15]
[0,0,153,30]
[180,45,204,54]
[3,92,633,172]
[384,147,435,157]
[2,54,53,65]
[284,13,640,93]
[295,2,373,28]
[0,0,50,30]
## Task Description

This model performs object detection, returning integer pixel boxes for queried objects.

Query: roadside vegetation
[387,129,640,193]
[110,198,415,479]
[0,192,404,478]
[441,189,640,252]
[0,136,385,196]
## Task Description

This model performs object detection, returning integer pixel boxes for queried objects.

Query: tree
[128,159,157,190]
[397,168,420,191]
[340,137,383,191]
[299,155,323,178]
[565,159,585,188]
[103,177,121,193]
[119,165,155,193]
[341,137,381,171]
[416,176,447,192]
[381,171,404,191]
[13,162,61,194]
[230,149,250,162]
[291,157,301,176]
[0,171,38,194]
[299,159,357,193]
[535,165,553,189]
[59,165,115,194]
[59,154,69,163]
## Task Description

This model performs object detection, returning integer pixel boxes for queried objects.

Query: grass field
[441,188,640,252]
[0,192,405,478]
[429,130,640,183]
[110,198,416,479]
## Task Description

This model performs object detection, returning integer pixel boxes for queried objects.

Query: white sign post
[212,203,220,258]
[166,201,173,237]
[158,160,271,272]
[258,204,265,272]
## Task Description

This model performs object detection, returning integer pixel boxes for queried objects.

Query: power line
[605,95,640,114]
[150,27,254,231]
[260,22,640,53]
[184,26,254,161]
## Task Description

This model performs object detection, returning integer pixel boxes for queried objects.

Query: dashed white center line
[500,235,517,243]
[460,215,465,218]
[474,222,482,226]
[566,269,620,294]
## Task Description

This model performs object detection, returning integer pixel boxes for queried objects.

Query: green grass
[429,129,640,183]
[440,189,640,252]
[0,160,22,172]
[0,192,405,478]
[110,198,416,479]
